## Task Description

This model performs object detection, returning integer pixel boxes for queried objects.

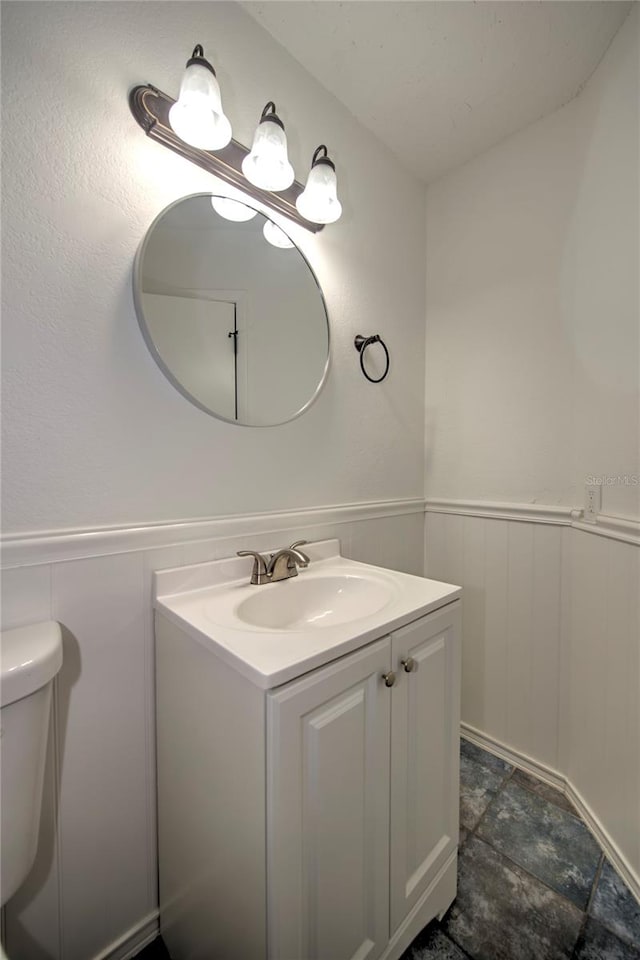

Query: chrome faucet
[267,541,310,581]
[237,540,310,585]
[236,550,270,585]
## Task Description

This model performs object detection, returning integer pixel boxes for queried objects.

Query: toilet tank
[0,621,63,905]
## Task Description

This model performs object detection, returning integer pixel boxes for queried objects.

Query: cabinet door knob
[382,671,396,688]
[401,657,417,673]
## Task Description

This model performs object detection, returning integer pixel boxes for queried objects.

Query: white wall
[424,9,640,894]
[425,7,639,520]
[1,0,426,535]
[0,2,427,957]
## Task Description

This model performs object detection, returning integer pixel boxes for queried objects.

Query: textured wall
[1,3,427,957]
[1,1,426,535]
[424,8,639,520]
[423,7,640,897]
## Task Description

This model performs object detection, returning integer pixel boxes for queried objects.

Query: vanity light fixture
[129,45,343,233]
[263,220,295,249]
[296,145,343,225]
[168,45,232,151]
[211,196,258,222]
[242,103,295,192]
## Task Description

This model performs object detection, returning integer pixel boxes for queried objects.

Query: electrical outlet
[584,484,600,523]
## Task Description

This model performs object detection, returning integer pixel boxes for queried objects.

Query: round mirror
[133,194,330,426]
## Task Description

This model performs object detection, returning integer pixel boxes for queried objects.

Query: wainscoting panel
[565,529,640,885]
[425,501,640,895]
[350,512,426,575]
[52,554,150,960]
[0,501,425,960]
[1,565,61,957]
[425,511,563,770]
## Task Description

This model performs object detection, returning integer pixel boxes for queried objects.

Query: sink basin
[235,574,393,630]
[154,539,462,689]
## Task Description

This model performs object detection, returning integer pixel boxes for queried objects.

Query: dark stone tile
[401,921,469,960]
[590,860,640,946]
[574,918,640,960]
[442,837,583,960]
[459,739,513,831]
[512,767,577,815]
[133,938,171,959]
[477,781,600,908]
[460,739,513,778]
[459,828,469,847]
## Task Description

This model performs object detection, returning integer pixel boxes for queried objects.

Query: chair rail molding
[5,499,636,568]
[572,511,640,546]
[425,498,579,525]
[425,498,639,545]
[0,498,426,568]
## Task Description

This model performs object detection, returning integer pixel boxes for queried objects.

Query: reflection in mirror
[134,194,330,426]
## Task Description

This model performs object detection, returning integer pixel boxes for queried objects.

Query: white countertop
[154,540,461,690]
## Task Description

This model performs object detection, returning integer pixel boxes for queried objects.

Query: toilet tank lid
[1,621,63,707]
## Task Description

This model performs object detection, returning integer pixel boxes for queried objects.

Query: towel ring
[354,334,390,383]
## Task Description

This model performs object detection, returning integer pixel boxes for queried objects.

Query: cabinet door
[267,638,391,960]
[389,605,461,933]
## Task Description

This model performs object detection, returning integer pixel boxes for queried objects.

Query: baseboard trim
[92,910,159,960]
[565,782,640,905]
[0,498,425,567]
[460,722,566,790]
[461,724,640,904]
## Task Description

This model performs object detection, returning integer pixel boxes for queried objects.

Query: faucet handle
[237,550,269,585]
[289,540,310,562]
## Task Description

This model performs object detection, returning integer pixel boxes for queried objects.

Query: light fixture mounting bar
[129,85,323,233]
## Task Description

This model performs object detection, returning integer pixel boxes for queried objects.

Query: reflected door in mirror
[133,195,330,426]
[142,293,238,420]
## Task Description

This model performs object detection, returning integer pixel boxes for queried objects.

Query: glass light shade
[263,220,294,249]
[169,62,232,151]
[296,160,342,224]
[211,196,258,222]
[242,119,294,192]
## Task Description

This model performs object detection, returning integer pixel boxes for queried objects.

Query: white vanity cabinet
[388,607,460,936]
[155,598,460,960]
[268,604,460,960]
[267,637,392,960]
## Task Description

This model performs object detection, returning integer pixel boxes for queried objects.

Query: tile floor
[135,738,640,960]
[401,739,640,960]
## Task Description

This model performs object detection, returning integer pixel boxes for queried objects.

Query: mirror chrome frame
[133,194,331,427]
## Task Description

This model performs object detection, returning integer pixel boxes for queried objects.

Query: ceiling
[242,1,631,184]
